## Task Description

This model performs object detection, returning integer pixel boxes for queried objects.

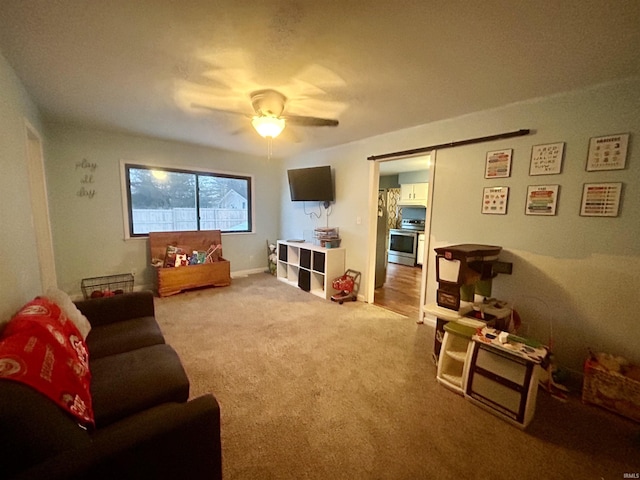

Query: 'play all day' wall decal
[76,158,97,199]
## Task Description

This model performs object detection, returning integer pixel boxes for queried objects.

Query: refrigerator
[375,189,388,288]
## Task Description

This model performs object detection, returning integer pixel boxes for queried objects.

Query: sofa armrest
[13,395,222,480]
[74,290,155,327]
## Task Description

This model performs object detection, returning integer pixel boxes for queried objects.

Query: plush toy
[175,253,188,267]
[151,257,164,268]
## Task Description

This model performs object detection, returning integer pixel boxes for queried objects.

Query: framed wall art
[485,149,512,179]
[525,184,559,216]
[529,142,564,175]
[482,186,509,214]
[586,133,629,171]
[580,182,622,217]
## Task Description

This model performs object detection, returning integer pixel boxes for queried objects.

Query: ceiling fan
[193,88,339,139]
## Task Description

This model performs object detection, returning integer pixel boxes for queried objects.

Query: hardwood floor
[374,262,422,319]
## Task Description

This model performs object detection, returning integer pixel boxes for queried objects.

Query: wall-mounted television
[287,166,334,203]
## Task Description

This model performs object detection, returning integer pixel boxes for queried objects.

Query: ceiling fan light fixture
[251,115,285,138]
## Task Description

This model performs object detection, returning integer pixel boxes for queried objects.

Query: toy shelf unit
[276,240,345,300]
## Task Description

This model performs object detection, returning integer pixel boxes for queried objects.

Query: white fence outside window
[132,208,247,233]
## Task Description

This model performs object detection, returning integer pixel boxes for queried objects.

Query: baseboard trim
[422,313,437,327]
[231,267,268,278]
[131,267,266,292]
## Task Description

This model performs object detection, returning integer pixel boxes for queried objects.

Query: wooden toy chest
[149,230,231,297]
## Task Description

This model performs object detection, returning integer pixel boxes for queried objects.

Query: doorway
[24,121,57,291]
[374,262,423,317]
[367,154,433,320]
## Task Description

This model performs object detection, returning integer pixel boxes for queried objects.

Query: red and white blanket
[0,297,94,427]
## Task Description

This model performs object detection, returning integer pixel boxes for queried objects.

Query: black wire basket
[81,273,134,300]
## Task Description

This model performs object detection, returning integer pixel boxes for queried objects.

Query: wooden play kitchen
[148,230,231,297]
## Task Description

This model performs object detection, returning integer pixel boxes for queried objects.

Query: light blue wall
[379,175,399,189]
[281,77,640,373]
[44,123,281,296]
[0,51,45,324]
[398,170,429,184]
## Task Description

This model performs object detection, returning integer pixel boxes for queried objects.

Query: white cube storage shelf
[276,240,346,300]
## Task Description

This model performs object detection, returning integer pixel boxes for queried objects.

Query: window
[124,164,252,236]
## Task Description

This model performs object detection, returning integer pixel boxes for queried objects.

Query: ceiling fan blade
[282,114,339,127]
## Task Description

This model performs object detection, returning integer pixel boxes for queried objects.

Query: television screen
[287,166,334,202]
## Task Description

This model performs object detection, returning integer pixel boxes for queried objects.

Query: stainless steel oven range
[388,219,425,266]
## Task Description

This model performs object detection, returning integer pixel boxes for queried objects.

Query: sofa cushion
[86,316,165,360]
[0,381,91,478]
[90,344,190,428]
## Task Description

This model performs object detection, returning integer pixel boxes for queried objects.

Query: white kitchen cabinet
[400,183,428,206]
[276,240,345,300]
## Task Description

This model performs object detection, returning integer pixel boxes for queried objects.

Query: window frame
[120,161,254,239]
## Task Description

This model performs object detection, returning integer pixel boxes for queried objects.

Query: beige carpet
[154,273,639,480]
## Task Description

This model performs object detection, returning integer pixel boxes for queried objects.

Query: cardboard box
[582,357,640,423]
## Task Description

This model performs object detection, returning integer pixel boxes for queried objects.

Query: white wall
[281,77,640,373]
[0,51,45,324]
[44,124,282,296]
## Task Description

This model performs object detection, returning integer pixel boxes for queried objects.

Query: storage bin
[582,357,640,423]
